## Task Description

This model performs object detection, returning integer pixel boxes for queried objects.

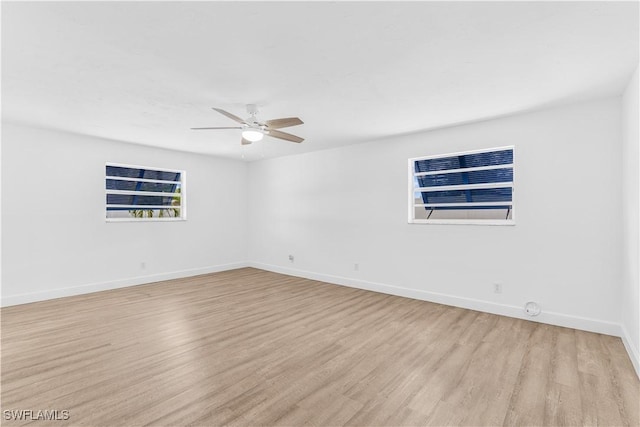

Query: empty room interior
[2,1,640,426]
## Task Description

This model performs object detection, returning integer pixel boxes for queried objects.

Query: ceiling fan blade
[191,126,243,130]
[241,137,252,145]
[267,129,304,143]
[264,117,304,129]
[212,108,247,124]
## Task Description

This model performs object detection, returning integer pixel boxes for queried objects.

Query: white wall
[248,98,623,335]
[1,123,248,305]
[622,64,640,376]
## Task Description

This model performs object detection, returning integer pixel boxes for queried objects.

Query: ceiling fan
[191,104,304,145]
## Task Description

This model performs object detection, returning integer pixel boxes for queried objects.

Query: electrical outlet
[141,262,146,270]
[288,255,294,263]
[493,283,502,294]
[354,263,359,271]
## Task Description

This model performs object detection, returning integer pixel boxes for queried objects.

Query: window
[105,163,185,221]
[408,146,514,225]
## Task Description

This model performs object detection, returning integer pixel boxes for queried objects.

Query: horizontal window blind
[105,164,185,220]
[409,147,514,224]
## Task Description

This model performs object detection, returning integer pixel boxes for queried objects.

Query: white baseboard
[1,262,249,307]
[621,324,640,379]
[249,262,623,338]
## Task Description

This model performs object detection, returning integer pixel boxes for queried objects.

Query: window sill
[409,219,515,226]
[106,218,187,223]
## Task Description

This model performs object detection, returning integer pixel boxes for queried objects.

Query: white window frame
[408,146,515,226]
[105,162,187,222]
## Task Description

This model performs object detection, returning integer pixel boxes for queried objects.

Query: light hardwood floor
[1,268,638,426]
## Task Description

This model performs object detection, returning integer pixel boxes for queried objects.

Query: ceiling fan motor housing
[246,103,259,115]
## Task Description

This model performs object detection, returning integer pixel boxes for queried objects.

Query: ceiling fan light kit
[241,129,264,142]
[191,104,304,145]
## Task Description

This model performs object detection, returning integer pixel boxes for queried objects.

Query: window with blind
[105,163,185,221]
[408,146,514,225]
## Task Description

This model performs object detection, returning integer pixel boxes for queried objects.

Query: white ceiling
[2,1,638,161]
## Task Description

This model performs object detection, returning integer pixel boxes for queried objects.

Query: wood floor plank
[502,324,556,426]
[1,268,637,426]
[542,327,584,426]
[603,335,640,426]
[576,330,628,426]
